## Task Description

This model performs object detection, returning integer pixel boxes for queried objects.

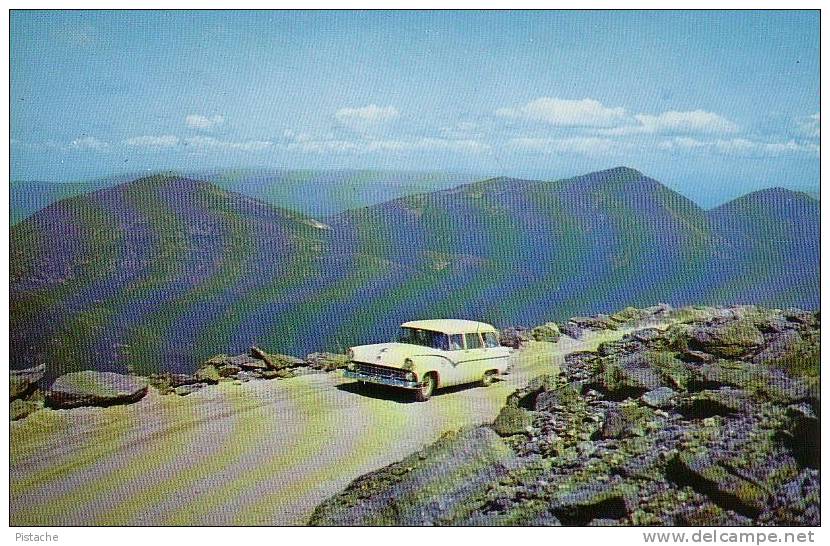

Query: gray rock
[227,354,267,370]
[499,326,531,348]
[676,388,748,418]
[305,352,349,371]
[309,427,516,525]
[10,364,45,401]
[47,371,148,409]
[218,364,242,377]
[10,398,43,420]
[168,373,200,387]
[640,387,677,409]
[174,383,206,396]
[559,322,584,339]
[667,451,768,518]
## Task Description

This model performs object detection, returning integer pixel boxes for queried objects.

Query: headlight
[404,372,416,382]
[403,358,414,370]
[346,361,356,371]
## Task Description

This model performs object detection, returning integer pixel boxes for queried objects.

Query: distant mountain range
[10,169,483,224]
[10,167,819,377]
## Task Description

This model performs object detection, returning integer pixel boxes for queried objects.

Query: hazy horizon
[11,10,819,208]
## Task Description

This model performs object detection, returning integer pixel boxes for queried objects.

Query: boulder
[194,364,220,384]
[250,346,305,369]
[492,405,534,436]
[174,384,205,396]
[667,451,768,517]
[550,482,637,525]
[305,352,349,371]
[10,398,43,420]
[559,322,584,339]
[227,354,267,370]
[610,306,644,323]
[10,376,33,401]
[593,354,664,400]
[168,373,200,387]
[596,406,654,439]
[687,320,764,358]
[218,364,242,377]
[309,427,516,525]
[531,322,561,342]
[46,371,148,409]
[9,364,45,401]
[640,387,677,409]
[499,326,531,348]
[781,403,819,469]
[676,388,748,418]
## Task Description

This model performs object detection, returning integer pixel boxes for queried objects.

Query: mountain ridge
[10,168,819,376]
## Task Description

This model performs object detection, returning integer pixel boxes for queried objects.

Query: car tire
[481,370,497,386]
[414,373,436,402]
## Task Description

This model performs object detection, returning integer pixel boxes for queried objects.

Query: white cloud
[438,121,484,140]
[656,137,707,150]
[185,114,225,130]
[124,135,180,148]
[334,104,400,127]
[280,132,487,154]
[713,138,818,157]
[70,136,110,151]
[508,136,621,155]
[496,97,631,128]
[657,136,818,157]
[636,110,739,134]
[797,113,820,138]
[183,136,272,151]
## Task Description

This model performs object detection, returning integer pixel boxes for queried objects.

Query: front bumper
[343,370,421,389]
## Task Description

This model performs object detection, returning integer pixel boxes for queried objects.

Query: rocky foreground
[310,306,820,526]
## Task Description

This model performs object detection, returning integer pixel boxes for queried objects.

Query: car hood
[350,342,444,369]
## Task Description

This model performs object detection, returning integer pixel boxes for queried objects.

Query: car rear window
[465,333,483,349]
[482,332,500,348]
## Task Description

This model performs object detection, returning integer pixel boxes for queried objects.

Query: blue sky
[11,10,819,207]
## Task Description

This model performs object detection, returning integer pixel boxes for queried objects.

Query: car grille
[355,362,408,380]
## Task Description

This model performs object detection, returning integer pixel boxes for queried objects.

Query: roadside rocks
[310,305,820,526]
[305,352,349,371]
[310,427,517,525]
[10,364,45,401]
[46,371,148,409]
[10,398,43,420]
[531,322,561,342]
[640,387,678,409]
[666,452,768,518]
[499,326,532,348]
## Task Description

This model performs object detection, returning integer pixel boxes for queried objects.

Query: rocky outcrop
[46,371,148,409]
[311,306,819,526]
[309,427,517,525]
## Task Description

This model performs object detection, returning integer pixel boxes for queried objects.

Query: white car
[344,319,511,401]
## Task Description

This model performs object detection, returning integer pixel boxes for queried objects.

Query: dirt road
[10,327,655,526]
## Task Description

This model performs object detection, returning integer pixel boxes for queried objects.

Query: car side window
[448,334,464,351]
[465,333,483,349]
[482,332,500,348]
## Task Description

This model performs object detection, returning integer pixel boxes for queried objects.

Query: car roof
[400,319,497,334]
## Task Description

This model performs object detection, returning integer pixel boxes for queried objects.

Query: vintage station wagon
[344,319,511,401]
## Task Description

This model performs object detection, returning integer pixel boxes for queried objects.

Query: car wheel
[414,373,436,402]
[481,370,497,386]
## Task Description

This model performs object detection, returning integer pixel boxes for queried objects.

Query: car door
[442,333,466,386]
[460,332,488,383]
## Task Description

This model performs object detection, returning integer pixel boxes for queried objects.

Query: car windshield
[397,327,449,350]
